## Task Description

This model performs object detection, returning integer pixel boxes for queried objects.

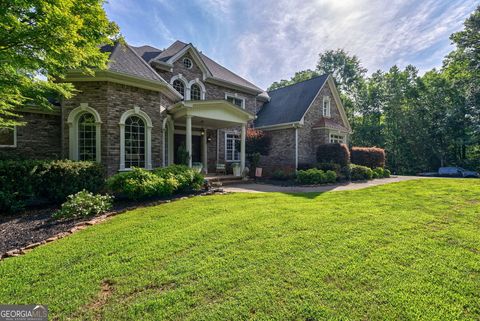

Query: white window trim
[187,79,206,100]
[329,133,346,144]
[225,131,240,162]
[67,103,102,162]
[225,92,246,109]
[170,74,188,99]
[119,106,153,171]
[0,126,17,148]
[323,96,331,117]
[183,57,193,69]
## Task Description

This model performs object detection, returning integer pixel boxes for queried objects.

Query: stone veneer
[62,81,174,176]
[297,82,345,165]
[0,111,62,159]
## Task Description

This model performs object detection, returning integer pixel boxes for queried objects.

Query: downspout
[216,129,219,164]
[295,126,298,171]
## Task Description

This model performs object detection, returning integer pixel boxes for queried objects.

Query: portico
[164,100,255,173]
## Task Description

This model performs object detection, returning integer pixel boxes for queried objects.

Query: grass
[1,179,479,320]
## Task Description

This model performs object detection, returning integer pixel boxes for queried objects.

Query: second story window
[322,96,331,117]
[173,79,185,98]
[183,58,192,69]
[191,84,201,100]
[225,94,245,109]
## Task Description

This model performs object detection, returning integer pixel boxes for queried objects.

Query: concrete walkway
[223,176,425,193]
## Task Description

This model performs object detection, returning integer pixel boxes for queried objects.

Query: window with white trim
[78,113,97,161]
[183,58,192,69]
[0,127,16,147]
[124,116,146,168]
[226,94,245,109]
[329,134,345,144]
[323,96,331,117]
[173,79,185,97]
[191,84,201,100]
[225,132,240,162]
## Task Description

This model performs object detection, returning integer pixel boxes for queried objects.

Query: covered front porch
[163,100,255,174]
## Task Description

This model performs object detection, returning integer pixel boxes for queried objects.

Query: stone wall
[62,81,174,176]
[0,111,61,159]
[259,128,296,175]
[297,82,345,165]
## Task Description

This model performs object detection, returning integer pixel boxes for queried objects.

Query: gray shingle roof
[101,43,167,83]
[254,74,329,128]
[132,40,264,93]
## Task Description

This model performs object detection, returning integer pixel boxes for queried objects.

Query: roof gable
[255,74,329,128]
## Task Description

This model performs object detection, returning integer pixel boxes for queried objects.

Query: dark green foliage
[271,170,294,181]
[350,164,374,181]
[316,143,350,167]
[0,159,105,214]
[384,169,391,178]
[351,147,386,169]
[296,169,337,185]
[372,167,385,179]
[53,190,113,220]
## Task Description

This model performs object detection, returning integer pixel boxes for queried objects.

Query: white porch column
[202,130,208,174]
[240,124,246,172]
[186,115,192,167]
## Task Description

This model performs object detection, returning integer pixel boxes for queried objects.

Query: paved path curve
[223,176,427,193]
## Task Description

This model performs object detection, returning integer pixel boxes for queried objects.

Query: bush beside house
[0,160,105,214]
[350,147,386,169]
[316,143,350,167]
[296,169,337,185]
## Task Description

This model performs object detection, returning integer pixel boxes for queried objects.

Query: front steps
[206,175,251,187]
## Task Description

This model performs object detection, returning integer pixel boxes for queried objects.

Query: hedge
[0,160,105,214]
[108,165,204,200]
[296,169,337,185]
[316,144,350,167]
[350,147,385,169]
[350,164,374,181]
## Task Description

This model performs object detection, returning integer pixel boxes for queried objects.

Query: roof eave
[206,77,263,95]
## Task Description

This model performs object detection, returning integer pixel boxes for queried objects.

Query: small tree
[241,128,271,170]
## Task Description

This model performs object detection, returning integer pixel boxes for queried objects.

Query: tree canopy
[0,0,120,127]
[268,6,480,174]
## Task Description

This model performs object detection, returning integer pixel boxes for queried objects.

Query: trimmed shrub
[297,163,315,171]
[296,169,337,185]
[350,164,374,181]
[154,164,204,193]
[384,168,391,178]
[0,159,105,214]
[316,144,350,167]
[53,190,113,220]
[37,160,105,202]
[372,167,385,179]
[350,147,385,169]
[107,168,178,200]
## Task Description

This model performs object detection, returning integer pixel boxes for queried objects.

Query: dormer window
[183,58,192,69]
[322,96,331,117]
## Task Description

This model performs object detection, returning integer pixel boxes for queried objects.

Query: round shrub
[296,168,337,185]
[350,164,374,181]
[350,147,385,169]
[384,168,391,178]
[324,170,337,183]
[316,143,350,167]
[53,190,113,220]
[154,164,204,193]
[372,167,385,179]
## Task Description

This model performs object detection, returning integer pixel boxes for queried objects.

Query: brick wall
[0,112,61,159]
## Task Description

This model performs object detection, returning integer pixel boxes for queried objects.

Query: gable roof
[254,74,329,128]
[133,40,264,94]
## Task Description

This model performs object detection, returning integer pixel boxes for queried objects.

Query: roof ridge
[267,73,329,93]
[124,43,169,84]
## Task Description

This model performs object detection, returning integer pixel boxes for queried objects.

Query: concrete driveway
[223,176,426,193]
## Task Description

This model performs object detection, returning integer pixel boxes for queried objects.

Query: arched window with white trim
[119,106,153,170]
[67,103,102,162]
[173,79,185,97]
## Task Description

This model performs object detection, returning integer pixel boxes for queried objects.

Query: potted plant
[232,163,241,176]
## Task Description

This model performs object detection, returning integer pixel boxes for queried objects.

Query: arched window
[190,84,201,100]
[124,115,146,168]
[78,113,97,161]
[173,79,185,97]
[67,103,102,163]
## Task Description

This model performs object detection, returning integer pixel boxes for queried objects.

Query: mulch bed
[0,189,223,258]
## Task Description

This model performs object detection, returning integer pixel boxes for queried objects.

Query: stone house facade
[0,40,351,176]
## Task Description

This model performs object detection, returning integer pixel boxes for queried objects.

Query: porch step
[206,175,251,186]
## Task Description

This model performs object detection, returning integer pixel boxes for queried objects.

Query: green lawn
[1,179,479,320]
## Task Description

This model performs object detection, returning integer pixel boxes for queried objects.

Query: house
[0,40,351,176]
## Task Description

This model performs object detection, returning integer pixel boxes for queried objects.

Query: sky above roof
[104,0,477,90]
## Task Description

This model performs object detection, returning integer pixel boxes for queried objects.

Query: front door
[174,134,201,164]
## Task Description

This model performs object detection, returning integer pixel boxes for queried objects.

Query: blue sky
[104,0,477,89]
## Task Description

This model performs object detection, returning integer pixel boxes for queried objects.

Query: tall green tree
[268,69,318,91]
[0,0,120,127]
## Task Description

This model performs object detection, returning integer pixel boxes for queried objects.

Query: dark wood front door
[174,134,201,164]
